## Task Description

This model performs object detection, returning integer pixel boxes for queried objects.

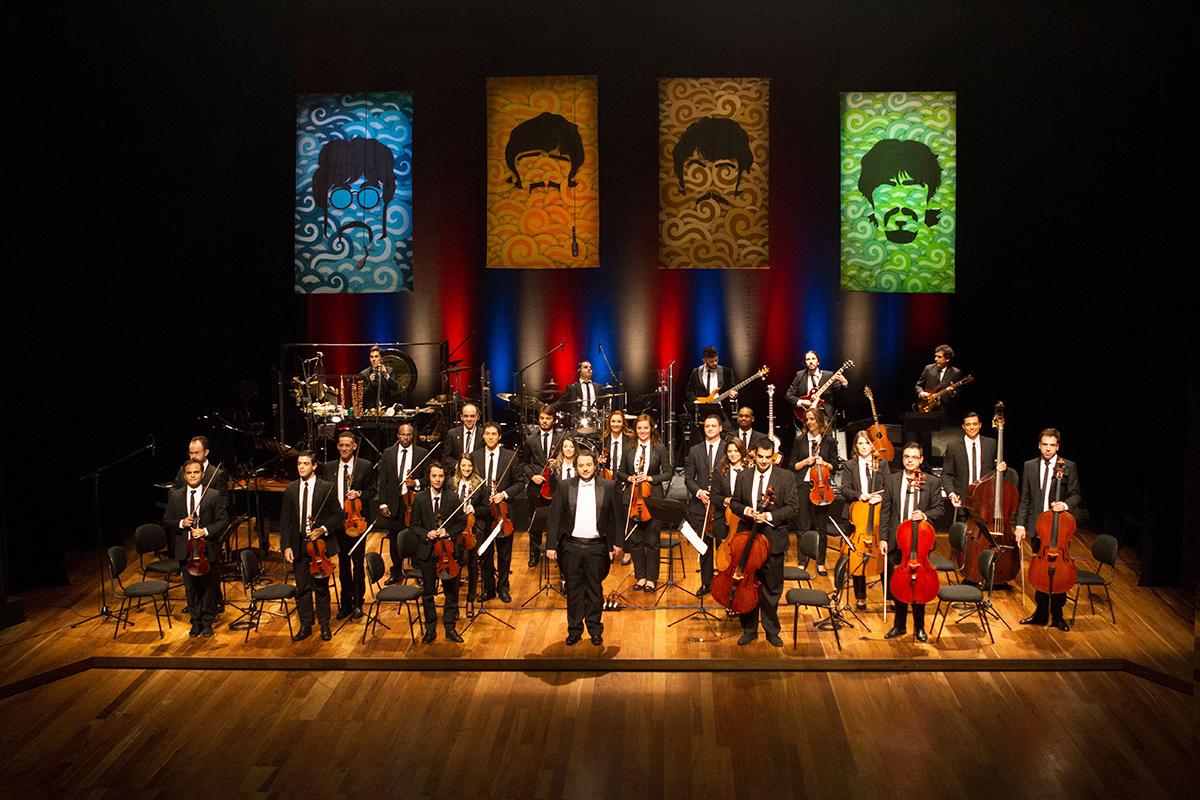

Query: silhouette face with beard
[504,111,584,200]
[672,116,754,210]
[858,139,942,244]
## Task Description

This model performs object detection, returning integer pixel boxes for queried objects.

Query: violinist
[616,414,672,592]
[358,345,399,410]
[792,407,839,576]
[683,414,727,595]
[880,443,945,642]
[280,451,343,642]
[1015,428,1081,632]
[409,461,465,643]
[171,436,230,514]
[163,459,228,638]
[520,405,565,568]
[546,450,624,646]
[471,421,522,603]
[451,456,484,612]
[376,422,428,585]
[319,430,375,621]
[942,411,1009,508]
[728,441,800,646]
[839,431,887,610]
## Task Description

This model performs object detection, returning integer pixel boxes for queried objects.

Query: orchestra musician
[601,409,634,564]
[556,360,603,415]
[471,421,523,604]
[791,407,839,576]
[785,350,847,423]
[444,402,485,461]
[171,436,230,513]
[358,345,399,409]
[280,451,343,642]
[684,414,727,595]
[914,344,962,414]
[942,410,1010,508]
[733,406,769,453]
[616,414,672,593]
[520,404,565,568]
[728,440,800,647]
[408,461,465,643]
[880,443,945,642]
[685,346,736,424]
[1015,428,1082,632]
[319,430,375,620]
[376,422,428,585]
[545,449,624,646]
[451,455,483,614]
[164,458,229,637]
[839,431,887,610]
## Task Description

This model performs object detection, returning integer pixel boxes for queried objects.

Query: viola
[962,401,1021,584]
[711,486,774,614]
[809,459,835,506]
[889,471,940,605]
[1027,459,1077,594]
[306,537,337,578]
[344,493,368,537]
[843,457,884,579]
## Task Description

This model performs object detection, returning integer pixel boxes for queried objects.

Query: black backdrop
[0,1,1189,597]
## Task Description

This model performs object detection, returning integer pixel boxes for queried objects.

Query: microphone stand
[71,438,156,628]
[514,342,564,426]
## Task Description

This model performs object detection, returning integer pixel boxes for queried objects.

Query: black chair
[932,549,1009,644]
[930,521,967,583]
[784,554,848,651]
[239,548,297,642]
[786,530,817,587]
[361,551,424,644]
[107,546,172,640]
[1071,534,1119,624]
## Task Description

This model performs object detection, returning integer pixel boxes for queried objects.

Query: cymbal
[498,392,539,408]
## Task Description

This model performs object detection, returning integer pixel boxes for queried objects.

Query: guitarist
[785,350,848,424]
[686,346,736,428]
[914,344,962,416]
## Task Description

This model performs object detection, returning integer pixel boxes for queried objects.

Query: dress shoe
[644,582,656,593]
[320,625,332,641]
[528,553,541,568]
[590,634,603,646]
[856,600,868,610]
[565,633,582,646]
[336,606,353,620]
[816,565,828,577]
[1020,614,1048,626]
[446,629,464,643]
[1051,619,1070,632]
[697,585,710,597]
[737,631,758,646]
[498,590,512,603]
[189,622,202,638]
[481,591,497,602]
[766,634,784,648]
[884,627,907,639]
[915,629,929,643]
[421,629,437,644]
[384,575,400,586]
[293,625,312,642]
[352,607,364,620]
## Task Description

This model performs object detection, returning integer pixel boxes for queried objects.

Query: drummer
[556,361,604,417]
[521,404,566,568]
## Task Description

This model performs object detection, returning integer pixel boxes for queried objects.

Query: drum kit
[496,381,633,451]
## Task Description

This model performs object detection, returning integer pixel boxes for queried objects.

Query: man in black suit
[443,402,484,462]
[785,350,847,425]
[164,459,229,637]
[733,406,769,453]
[280,451,343,642]
[556,360,604,416]
[358,345,399,410]
[942,411,1013,508]
[520,405,565,568]
[914,344,962,413]
[685,346,736,426]
[880,443,945,642]
[171,436,230,511]
[684,414,726,594]
[1014,428,1082,631]
[408,461,466,643]
[546,450,624,645]
[728,440,800,646]
[320,430,375,620]
[472,421,523,603]
[376,422,429,583]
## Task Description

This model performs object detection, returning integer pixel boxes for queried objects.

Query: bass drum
[573,411,602,437]
[380,349,418,405]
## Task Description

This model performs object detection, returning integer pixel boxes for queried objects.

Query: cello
[889,471,940,606]
[711,486,774,614]
[963,402,1021,585]
[1027,459,1077,596]
[844,456,885,582]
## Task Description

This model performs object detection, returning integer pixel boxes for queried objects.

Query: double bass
[889,471,939,606]
[962,402,1021,584]
[711,486,774,614]
[1027,459,1077,595]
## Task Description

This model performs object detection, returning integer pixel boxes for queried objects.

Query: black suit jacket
[616,441,671,499]
[444,425,485,461]
[471,446,524,500]
[172,462,230,512]
[600,433,634,475]
[941,435,997,498]
[376,444,429,518]
[880,471,945,560]
[409,488,468,560]
[685,364,735,403]
[520,428,567,483]
[838,456,890,520]
[914,363,962,396]
[785,369,843,419]
[163,485,230,562]
[792,432,838,482]
[1015,456,1081,531]
[732,428,770,452]
[279,477,343,557]
[358,365,398,406]
[729,467,800,555]
[684,438,725,529]
[556,381,604,412]
[546,476,623,552]
[319,456,376,512]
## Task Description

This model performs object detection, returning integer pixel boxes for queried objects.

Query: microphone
[571,226,579,258]
[148,435,156,456]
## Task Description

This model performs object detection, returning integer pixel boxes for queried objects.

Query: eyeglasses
[328,185,382,210]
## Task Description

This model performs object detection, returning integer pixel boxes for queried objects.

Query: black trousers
[1030,590,1068,623]
[698,520,727,589]
[739,550,784,637]
[335,530,366,611]
[294,559,331,627]
[525,489,550,554]
[182,568,218,625]
[887,564,926,631]
[415,550,460,631]
[796,488,834,563]
[628,518,662,582]
[561,537,610,636]
[475,511,513,594]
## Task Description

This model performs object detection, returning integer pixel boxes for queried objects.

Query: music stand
[815,519,872,632]
[642,496,696,605]
[521,507,564,606]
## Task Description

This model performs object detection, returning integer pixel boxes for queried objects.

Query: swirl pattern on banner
[659,78,769,269]
[840,91,956,293]
[294,93,414,294]
[486,76,599,269]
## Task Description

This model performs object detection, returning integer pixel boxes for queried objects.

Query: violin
[809,458,835,506]
[431,506,462,580]
[185,461,223,577]
[344,493,368,537]
[1027,459,1077,594]
[962,402,1021,584]
[889,471,939,606]
[711,486,774,614]
[626,447,653,524]
[304,484,338,578]
[540,436,562,501]
[489,480,515,538]
[843,456,885,579]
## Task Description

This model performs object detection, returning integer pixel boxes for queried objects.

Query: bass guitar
[915,374,974,413]
[694,365,769,405]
